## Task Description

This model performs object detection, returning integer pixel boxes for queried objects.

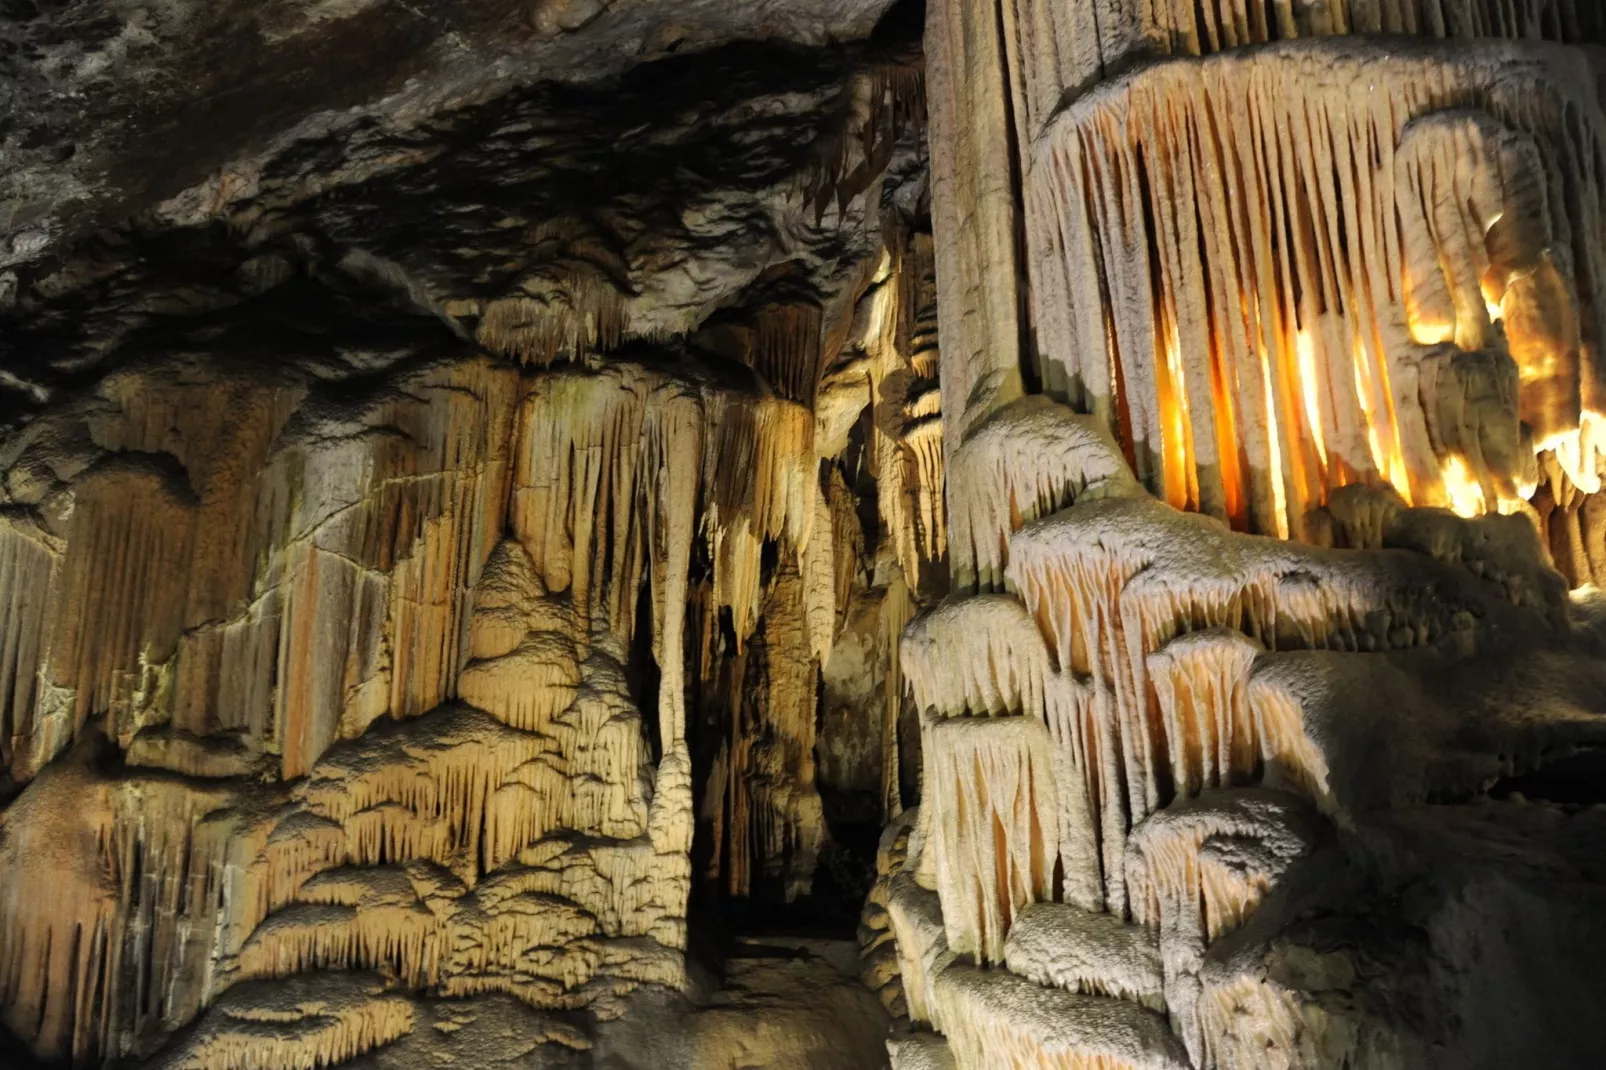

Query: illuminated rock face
[879,2,1606,1069]
[0,11,936,1066]
[6,0,1606,1067]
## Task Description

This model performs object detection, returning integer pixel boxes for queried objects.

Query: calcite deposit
[876,2,1606,1068]
[3,0,1606,1067]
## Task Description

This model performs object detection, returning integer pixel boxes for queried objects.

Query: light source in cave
[1439,454,1488,518]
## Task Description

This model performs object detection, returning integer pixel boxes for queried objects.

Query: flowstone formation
[871,2,1606,1068]
[0,1,939,1065]
[5,0,1606,1067]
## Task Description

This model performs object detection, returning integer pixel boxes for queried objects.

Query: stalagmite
[707,565,829,901]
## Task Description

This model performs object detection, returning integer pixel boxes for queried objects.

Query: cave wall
[4,0,1606,1068]
[876,1,1606,1068]
[0,5,941,1065]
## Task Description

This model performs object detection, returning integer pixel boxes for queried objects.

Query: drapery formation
[884,2,1606,1068]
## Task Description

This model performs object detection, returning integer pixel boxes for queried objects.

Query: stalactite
[0,744,248,1063]
[922,713,1061,963]
[1028,40,1606,539]
[1005,490,1550,911]
[510,362,813,662]
[879,573,917,817]
[869,237,947,587]
[0,513,62,778]
[0,339,840,1063]
[1001,0,1600,149]
[703,392,818,648]
[900,591,1101,909]
[473,222,630,366]
[898,231,947,575]
[48,458,198,741]
[1531,454,1606,587]
[886,867,953,1030]
[1147,630,1264,799]
[947,396,1144,591]
[1193,974,1312,1070]
[754,303,827,409]
[902,595,1058,719]
[711,565,827,901]
[0,355,520,783]
[802,479,840,665]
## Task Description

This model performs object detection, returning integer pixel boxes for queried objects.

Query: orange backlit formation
[1027,49,1606,541]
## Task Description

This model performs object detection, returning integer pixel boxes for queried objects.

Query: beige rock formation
[5,0,1606,1066]
[876,4,1606,1069]
[0,14,936,1065]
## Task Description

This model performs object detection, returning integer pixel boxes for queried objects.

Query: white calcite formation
[877,4,1606,1068]
[885,406,1606,1067]
[1003,903,1165,1012]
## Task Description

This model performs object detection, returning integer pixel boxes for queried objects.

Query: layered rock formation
[877,2,1606,1068]
[0,2,936,1065]
[4,0,1606,1067]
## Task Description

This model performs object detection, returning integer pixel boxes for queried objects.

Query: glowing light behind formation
[1295,330,1328,468]
[1440,455,1487,518]
[1541,412,1606,496]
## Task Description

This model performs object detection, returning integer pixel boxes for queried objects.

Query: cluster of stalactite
[876,2,1606,1067]
[881,389,1605,1068]
[695,223,949,904]
[0,151,955,1070]
[926,0,1606,557]
[1028,42,1606,540]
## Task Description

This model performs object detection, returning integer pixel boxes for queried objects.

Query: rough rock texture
[0,1,934,1066]
[0,0,901,273]
[874,2,1606,1069]
[8,0,1606,1067]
